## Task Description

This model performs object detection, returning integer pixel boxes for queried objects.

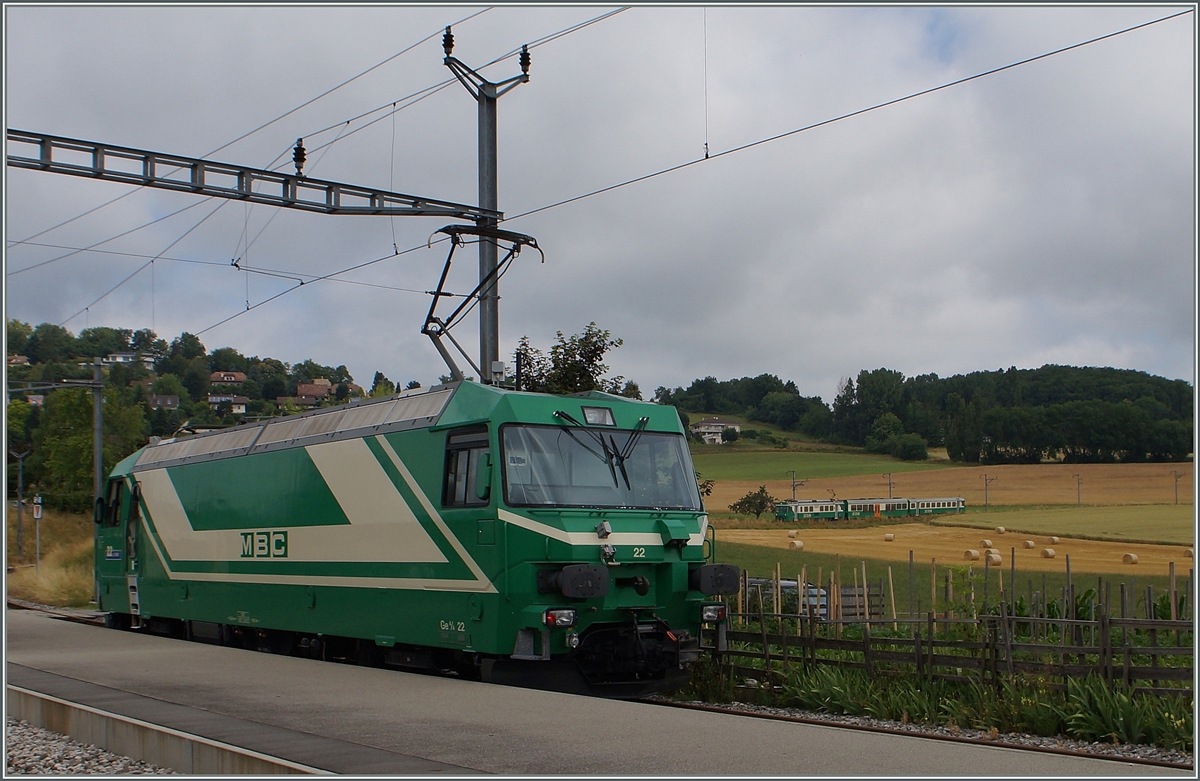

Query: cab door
[95,478,127,611]
[95,477,141,613]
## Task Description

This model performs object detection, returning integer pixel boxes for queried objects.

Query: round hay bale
[985,548,1000,557]
[980,539,993,548]
[964,549,980,561]
[1122,553,1139,565]
[787,530,799,539]
[986,553,1002,566]
[1186,548,1193,558]
[1041,548,1056,559]
[995,526,1006,534]
[1023,540,1036,549]
[1049,536,1060,544]
[884,533,895,542]
[789,540,804,550]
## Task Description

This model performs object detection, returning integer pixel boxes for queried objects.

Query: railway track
[644,696,1194,771]
[9,598,1192,771]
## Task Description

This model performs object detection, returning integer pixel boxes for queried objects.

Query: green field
[938,505,1196,546]
[692,448,950,481]
[713,541,1181,619]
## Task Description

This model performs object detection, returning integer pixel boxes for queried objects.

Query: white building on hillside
[690,417,741,445]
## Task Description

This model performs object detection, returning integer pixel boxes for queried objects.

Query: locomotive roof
[119,381,682,474]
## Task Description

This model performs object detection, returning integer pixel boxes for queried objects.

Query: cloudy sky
[4,5,1195,402]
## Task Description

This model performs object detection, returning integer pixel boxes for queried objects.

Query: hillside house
[147,394,179,410]
[207,394,249,415]
[690,417,742,445]
[210,371,247,385]
[104,352,155,368]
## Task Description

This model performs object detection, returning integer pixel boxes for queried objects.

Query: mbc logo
[240,531,288,558]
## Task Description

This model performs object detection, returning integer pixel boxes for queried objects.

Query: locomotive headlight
[544,608,577,628]
[700,604,727,623]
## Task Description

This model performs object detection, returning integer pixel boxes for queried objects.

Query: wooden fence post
[930,559,937,631]
[927,612,935,676]
[863,618,873,675]
[888,566,898,632]
[1170,562,1177,621]
[908,550,915,620]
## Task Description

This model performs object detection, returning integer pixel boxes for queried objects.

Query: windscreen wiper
[554,410,620,487]
[608,417,648,491]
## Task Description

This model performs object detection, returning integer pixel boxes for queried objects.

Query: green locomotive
[94,380,738,697]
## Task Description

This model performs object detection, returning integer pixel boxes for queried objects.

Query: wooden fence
[707,607,1194,697]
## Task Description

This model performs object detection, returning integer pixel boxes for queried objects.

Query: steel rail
[642,696,1194,771]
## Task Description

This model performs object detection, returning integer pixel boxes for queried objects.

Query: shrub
[889,433,928,461]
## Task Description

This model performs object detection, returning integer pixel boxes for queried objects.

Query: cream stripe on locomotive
[137,440,445,563]
[496,508,708,548]
[138,438,495,592]
[373,435,494,590]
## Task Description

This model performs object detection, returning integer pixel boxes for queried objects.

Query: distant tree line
[655,365,1193,464]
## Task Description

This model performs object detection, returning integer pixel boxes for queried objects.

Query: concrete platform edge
[7,685,329,775]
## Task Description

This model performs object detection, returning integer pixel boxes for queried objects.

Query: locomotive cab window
[443,429,491,507]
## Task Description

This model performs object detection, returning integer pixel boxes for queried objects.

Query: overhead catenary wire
[13,239,442,297]
[5,8,494,249]
[506,7,1193,223]
[195,239,448,336]
[203,7,492,161]
[191,8,1187,340]
[7,8,624,287]
[7,198,215,277]
[276,7,630,167]
[59,199,228,327]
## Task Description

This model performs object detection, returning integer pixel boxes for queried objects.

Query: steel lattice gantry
[5,129,501,221]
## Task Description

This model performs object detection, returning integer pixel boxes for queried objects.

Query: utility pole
[787,470,806,501]
[9,448,30,558]
[883,473,893,499]
[444,27,531,384]
[1172,470,1183,505]
[1074,474,1082,507]
[981,473,997,512]
[93,358,103,510]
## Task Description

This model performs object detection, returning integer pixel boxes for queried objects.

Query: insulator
[443,27,454,57]
[519,44,530,74]
[292,138,306,176]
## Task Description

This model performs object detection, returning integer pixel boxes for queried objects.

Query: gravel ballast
[5,718,179,775]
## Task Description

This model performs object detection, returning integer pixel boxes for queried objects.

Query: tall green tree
[209,346,249,373]
[25,323,76,365]
[370,372,396,397]
[7,319,33,355]
[31,388,146,510]
[514,323,638,397]
[76,327,132,358]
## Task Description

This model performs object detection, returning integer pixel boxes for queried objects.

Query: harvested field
[717,524,1190,576]
[931,504,1194,545]
[709,462,1194,511]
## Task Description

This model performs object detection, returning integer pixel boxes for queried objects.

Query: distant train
[774,497,965,521]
